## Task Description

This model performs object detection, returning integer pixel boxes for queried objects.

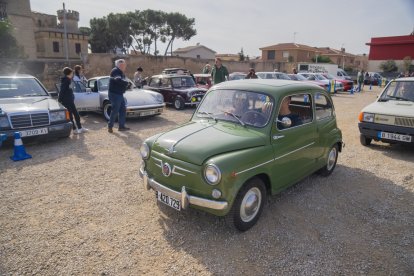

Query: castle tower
[57,9,79,33]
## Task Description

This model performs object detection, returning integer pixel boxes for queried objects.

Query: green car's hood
[152,121,267,165]
[363,100,414,117]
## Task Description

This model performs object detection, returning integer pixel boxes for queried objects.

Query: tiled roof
[173,45,216,54]
[259,43,319,52]
[317,47,356,57]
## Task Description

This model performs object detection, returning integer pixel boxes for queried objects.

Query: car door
[160,77,174,103]
[72,81,100,111]
[314,92,336,158]
[270,92,318,191]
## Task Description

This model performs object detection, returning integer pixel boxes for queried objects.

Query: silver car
[0,75,72,141]
[61,76,166,120]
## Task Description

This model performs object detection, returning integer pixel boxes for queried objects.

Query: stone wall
[0,54,284,91]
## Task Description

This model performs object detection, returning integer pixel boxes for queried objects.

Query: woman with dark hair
[59,67,88,134]
[73,65,87,84]
[245,68,258,79]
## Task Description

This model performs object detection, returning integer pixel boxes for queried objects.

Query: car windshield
[314,74,328,80]
[230,74,246,80]
[0,78,48,98]
[380,80,414,102]
[289,74,307,81]
[276,73,291,80]
[195,89,274,127]
[323,74,336,80]
[171,76,195,88]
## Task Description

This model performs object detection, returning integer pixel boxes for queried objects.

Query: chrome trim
[174,165,196,174]
[236,142,315,175]
[152,157,196,176]
[139,167,228,211]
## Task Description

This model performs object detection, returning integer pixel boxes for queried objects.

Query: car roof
[151,74,193,78]
[0,74,35,78]
[395,77,414,81]
[211,79,323,95]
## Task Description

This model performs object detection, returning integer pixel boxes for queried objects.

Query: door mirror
[277,117,292,128]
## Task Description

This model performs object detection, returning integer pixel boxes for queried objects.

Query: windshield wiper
[197,111,217,121]
[387,95,411,101]
[223,111,245,126]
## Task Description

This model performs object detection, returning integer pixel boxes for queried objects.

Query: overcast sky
[30,0,414,57]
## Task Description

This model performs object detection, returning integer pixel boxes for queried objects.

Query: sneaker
[118,127,130,131]
[78,128,89,133]
[73,129,80,135]
[108,127,113,133]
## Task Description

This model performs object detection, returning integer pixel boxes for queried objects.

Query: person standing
[73,65,87,84]
[202,63,211,74]
[58,67,88,134]
[108,59,130,133]
[211,58,229,84]
[357,70,364,92]
[245,68,258,79]
[133,67,144,88]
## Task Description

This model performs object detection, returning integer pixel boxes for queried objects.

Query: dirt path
[0,87,413,275]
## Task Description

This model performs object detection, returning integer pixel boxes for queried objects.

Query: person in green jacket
[211,58,229,84]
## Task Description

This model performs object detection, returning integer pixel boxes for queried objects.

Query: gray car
[0,75,72,141]
[56,76,166,121]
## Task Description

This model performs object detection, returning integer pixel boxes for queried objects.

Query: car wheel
[360,134,372,146]
[174,97,185,110]
[318,144,339,177]
[226,178,266,232]
[103,101,112,121]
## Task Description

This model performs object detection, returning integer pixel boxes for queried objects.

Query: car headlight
[50,110,66,122]
[0,116,10,128]
[156,93,164,103]
[124,97,128,106]
[204,164,221,185]
[140,143,150,160]
[359,112,374,123]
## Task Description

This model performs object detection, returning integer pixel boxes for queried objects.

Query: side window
[161,78,171,88]
[149,78,160,88]
[315,94,333,120]
[277,93,313,130]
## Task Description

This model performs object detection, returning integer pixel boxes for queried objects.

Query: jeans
[61,100,82,129]
[108,92,126,128]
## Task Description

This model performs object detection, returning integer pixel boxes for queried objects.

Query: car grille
[10,113,50,129]
[395,117,414,128]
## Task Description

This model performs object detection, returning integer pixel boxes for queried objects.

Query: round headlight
[140,143,150,159]
[204,164,221,185]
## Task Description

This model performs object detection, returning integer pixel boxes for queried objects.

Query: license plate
[379,132,412,142]
[20,128,48,137]
[156,190,181,211]
[140,110,156,116]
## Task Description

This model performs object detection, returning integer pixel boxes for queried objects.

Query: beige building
[260,43,319,63]
[173,43,216,60]
[1,0,88,60]
[316,47,357,69]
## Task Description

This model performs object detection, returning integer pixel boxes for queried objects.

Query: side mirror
[277,117,292,128]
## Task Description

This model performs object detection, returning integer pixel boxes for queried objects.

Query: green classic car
[139,79,343,231]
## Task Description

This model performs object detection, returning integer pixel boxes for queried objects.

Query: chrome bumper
[139,166,228,211]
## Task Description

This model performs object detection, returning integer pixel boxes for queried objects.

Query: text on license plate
[156,191,181,211]
[20,128,48,137]
[379,132,412,142]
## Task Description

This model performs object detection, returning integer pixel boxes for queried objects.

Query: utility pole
[63,3,69,63]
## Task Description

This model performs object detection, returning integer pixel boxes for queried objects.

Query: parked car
[364,72,386,85]
[287,73,328,89]
[194,73,212,89]
[139,79,343,231]
[145,74,207,110]
[76,77,166,120]
[336,69,352,80]
[358,77,414,146]
[256,72,291,80]
[162,68,189,75]
[229,72,247,81]
[299,73,343,92]
[0,75,72,141]
[321,73,354,91]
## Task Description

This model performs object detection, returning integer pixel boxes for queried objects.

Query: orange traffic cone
[10,132,32,161]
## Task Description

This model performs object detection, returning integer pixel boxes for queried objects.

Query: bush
[379,60,398,72]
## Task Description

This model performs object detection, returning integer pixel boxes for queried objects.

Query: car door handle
[273,135,284,140]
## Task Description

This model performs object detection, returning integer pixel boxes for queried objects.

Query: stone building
[1,0,88,60]
[173,43,216,60]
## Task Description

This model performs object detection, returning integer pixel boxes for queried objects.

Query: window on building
[75,43,81,54]
[196,55,201,59]
[267,50,275,60]
[283,51,289,58]
[53,41,59,53]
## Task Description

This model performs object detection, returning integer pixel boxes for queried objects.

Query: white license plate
[379,132,412,142]
[20,128,48,137]
[140,110,156,116]
[156,190,181,211]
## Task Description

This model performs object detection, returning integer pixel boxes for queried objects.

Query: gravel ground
[0,86,413,275]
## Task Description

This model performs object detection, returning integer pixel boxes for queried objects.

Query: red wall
[366,35,414,60]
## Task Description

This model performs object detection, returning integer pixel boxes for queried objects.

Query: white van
[337,69,352,80]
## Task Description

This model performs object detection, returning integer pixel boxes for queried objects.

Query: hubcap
[175,99,181,109]
[104,104,112,120]
[327,147,337,171]
[240,187,262,222]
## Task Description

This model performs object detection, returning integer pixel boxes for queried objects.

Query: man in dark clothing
[108,59,130,133]
[211,58,229,84]
[58,67,88,134]
[245,68,258,79]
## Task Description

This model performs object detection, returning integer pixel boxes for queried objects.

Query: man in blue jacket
[108,59,130,133]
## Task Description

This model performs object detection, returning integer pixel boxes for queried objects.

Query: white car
[57,77,165,120]
[256,72,291,80]
[298,73,344,92]
[358,77,414,146]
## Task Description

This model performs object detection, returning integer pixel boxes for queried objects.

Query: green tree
[78,27,91,36]
[163,12,196,56]
[402,56,412,72]
[311,56,332,63]
[0,19,24,58]
[379,60,398,72]
[140,10,167,56]
[238,48,245,61]
[89,17,114,53]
